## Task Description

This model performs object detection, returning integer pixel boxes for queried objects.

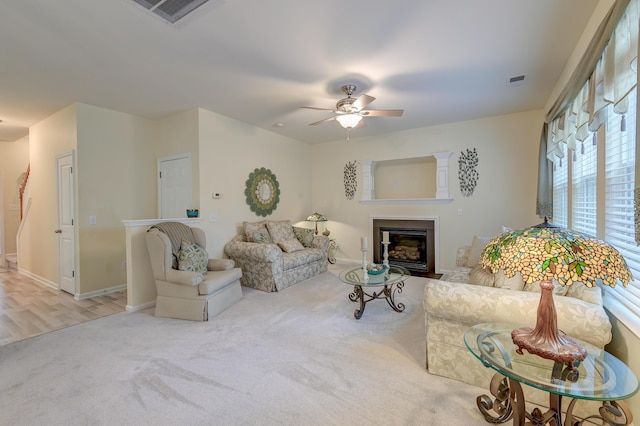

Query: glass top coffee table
[338,265,410,319]
[464,322,639,425]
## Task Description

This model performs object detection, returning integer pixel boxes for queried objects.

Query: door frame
[157,152,192,219]
[56,150,77,296]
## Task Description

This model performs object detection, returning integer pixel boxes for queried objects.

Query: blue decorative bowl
[186,209,199,218]
[367,265,386,275]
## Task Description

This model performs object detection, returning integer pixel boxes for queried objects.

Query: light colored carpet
[0,265,490,425]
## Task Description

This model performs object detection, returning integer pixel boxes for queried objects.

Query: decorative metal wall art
[344,160,357,200]
[458,148,479,197]
[245,167,280,217]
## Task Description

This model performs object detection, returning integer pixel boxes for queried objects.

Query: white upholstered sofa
[223,220,329,292]
[423,239,612,410]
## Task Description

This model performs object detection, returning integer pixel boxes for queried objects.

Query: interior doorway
[158,153,192,219]
[56,151,76,295]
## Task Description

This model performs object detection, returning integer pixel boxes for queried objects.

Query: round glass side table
[464,322,638,425]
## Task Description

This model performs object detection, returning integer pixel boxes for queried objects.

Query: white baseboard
[17,268,58,289]
[76,284,127,300]
[126,300,156,312]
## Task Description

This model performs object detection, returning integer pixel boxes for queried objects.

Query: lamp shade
[306,212,327,235]
[335,114,362,129]
[481,226,632,367]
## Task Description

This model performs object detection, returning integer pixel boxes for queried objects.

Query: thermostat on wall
[212,192,221,199]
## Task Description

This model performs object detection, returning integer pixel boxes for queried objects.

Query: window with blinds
[571,139,597,235]
[552,150,568,228]
[604,91,640,331]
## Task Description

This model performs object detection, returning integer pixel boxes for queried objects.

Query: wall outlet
[89,215,97,225]
[209,214,217,222]
[121,260,127,271]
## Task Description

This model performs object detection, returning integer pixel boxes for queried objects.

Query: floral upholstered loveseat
[223,220,329,292]
[422,237,612,410]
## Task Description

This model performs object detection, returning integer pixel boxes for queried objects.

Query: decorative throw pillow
[278,238,305,253]
[244,221,268,242]
[468,263,495,287]
[565,283,602,305]
[523,279,569,296]
[494,269,525,291]
[466,235,491,267]
[249,228,273,244]
[266,220,296,244]
[293,226,315,247]
[177,240,208,273]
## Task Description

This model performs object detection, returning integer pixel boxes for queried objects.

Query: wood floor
[0,267,126,346]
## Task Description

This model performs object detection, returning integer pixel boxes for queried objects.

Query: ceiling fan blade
[351,94,375,111]
[356,119,367,128]
[301,106,335,112]
[360,109,404,117]
[309,116,337,126]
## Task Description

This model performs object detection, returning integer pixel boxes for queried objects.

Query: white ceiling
[0,0,599,144]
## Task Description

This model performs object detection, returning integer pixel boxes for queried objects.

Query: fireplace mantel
[359,152,453,204]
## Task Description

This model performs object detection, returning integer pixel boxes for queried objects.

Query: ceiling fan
[301,85,404,140]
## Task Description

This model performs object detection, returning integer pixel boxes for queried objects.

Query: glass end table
[338,265,410,319]
[464,322,638,425]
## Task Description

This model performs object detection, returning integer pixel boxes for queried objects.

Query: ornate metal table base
[477,373,634,426]
[348,281,405,319]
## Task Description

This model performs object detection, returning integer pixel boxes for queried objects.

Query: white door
[57,151,76,295]
[158,154,192,219]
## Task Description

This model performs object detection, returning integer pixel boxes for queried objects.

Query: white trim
[16,268,58,289]
[122,218,202,227]
[75,284,127,301]
[360,198,453,205]
[126,300,156,313]
[370,215,441,274]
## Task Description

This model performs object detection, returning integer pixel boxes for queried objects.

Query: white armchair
[145,224,242,321]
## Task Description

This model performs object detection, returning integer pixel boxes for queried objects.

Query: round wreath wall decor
[245,167,280,217]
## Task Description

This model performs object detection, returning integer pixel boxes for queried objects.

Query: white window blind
[571,139,597,235]
[552,148,568,228]
[604,91,640,332]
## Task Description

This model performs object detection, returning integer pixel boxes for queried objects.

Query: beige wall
[196,108,314,258]
[155,108,200,213]
[311,109,543,270]
[20,104,77,284]
[75,103,157,295]
[0,136,29,258]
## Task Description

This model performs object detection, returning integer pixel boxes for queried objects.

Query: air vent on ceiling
[506,74,526,87]
[131,0,211,24]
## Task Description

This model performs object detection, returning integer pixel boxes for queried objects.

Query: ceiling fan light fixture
[336,114,362,129]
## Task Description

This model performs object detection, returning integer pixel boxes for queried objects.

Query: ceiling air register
[130,0,212,24]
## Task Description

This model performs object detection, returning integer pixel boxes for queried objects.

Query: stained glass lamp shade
[481,226,632,368]
[306,212,327,235]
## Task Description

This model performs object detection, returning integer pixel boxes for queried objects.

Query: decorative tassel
[573,150,577,161]
[592,132,597,146]
[581,141,585,154]
[621,115,626,132]
[560,157,563,168]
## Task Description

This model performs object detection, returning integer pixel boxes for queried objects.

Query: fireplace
[372,218,439,278]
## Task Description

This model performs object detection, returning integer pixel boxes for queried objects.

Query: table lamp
[481,225,632,368]
[306,212,327,235]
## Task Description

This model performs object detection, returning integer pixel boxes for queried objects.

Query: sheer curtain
[538,0,639,242]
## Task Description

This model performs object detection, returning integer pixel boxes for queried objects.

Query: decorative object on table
[322,229,331,237]
[306,212,327,235]
[344,160,357,200]
[366,263,386,275]
[382,231,390,277]
[458,148,479,197]
[186,209,199,218]
[481,225,632,368]
[361,236,369,281]
[244,167,280,217]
